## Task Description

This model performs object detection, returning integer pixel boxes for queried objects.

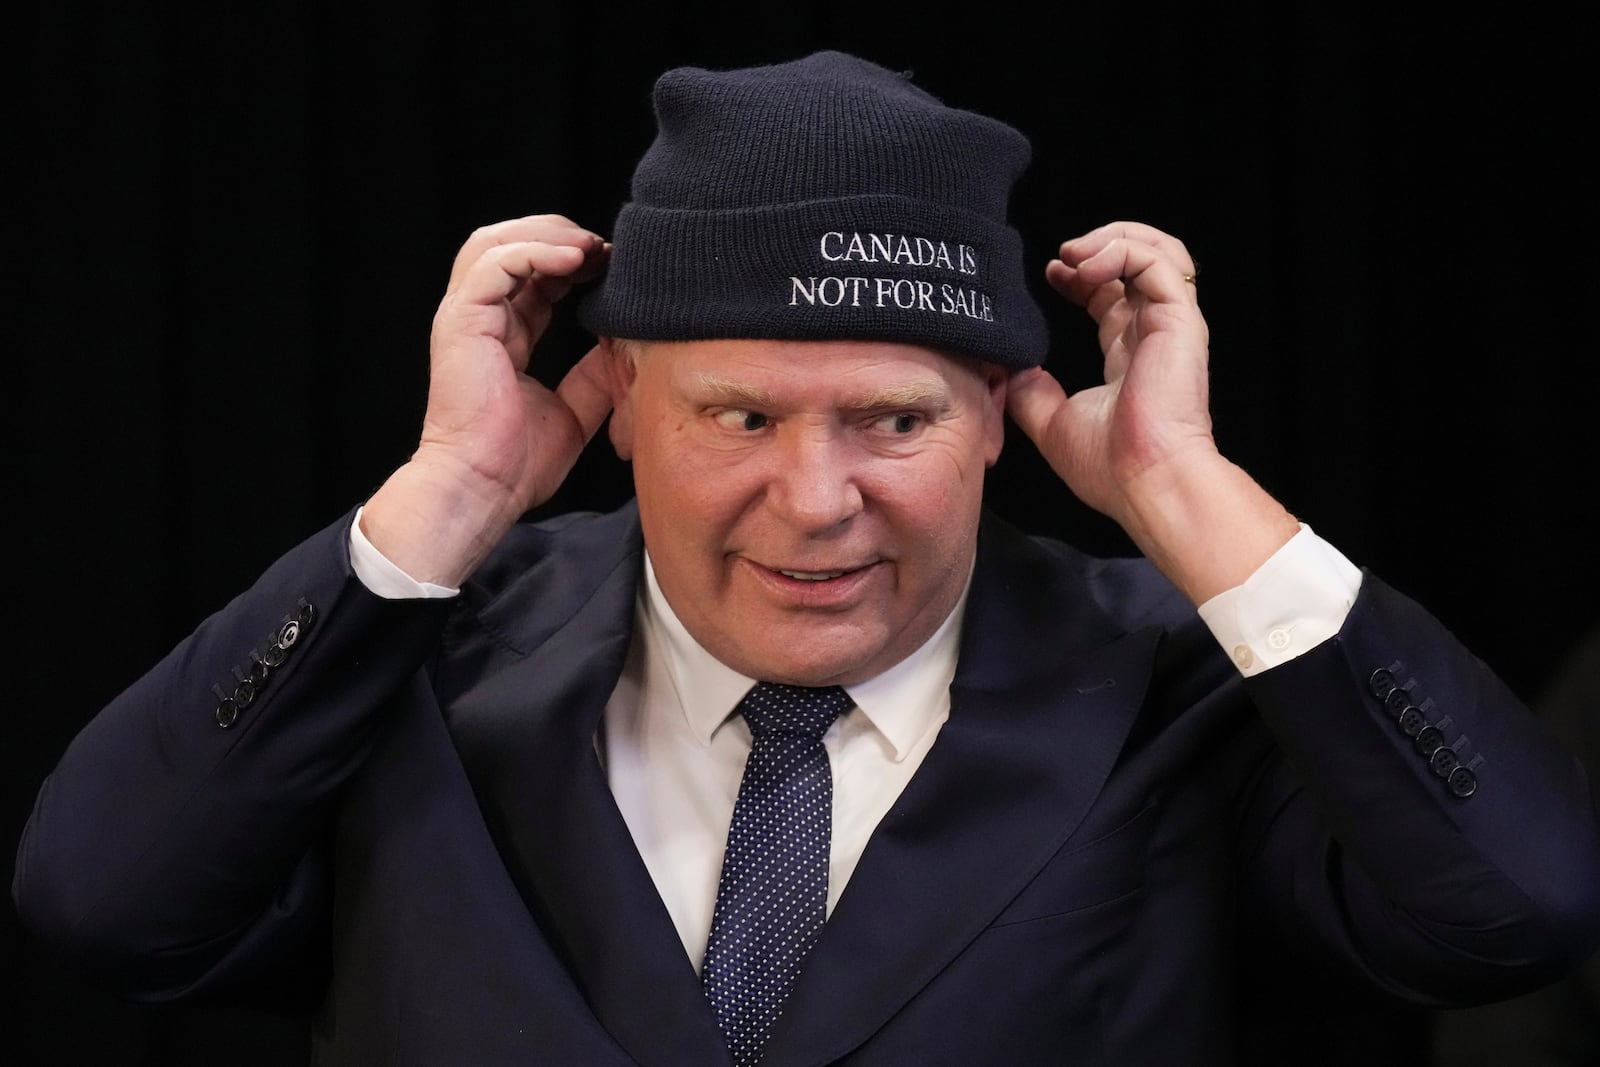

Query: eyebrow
[691,372,950,412]
[693,373,778,409]
[849,381,950,410]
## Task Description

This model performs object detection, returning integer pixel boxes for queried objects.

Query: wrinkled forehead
[621,337,994,399]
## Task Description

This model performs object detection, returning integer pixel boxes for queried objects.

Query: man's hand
[360,215,615,587]
[1007,222,1299,604]
[1006,221,1210,527]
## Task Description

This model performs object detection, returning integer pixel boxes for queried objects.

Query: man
[14,50,1600,1065]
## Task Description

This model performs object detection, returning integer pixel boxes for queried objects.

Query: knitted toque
[576,50,1048,368]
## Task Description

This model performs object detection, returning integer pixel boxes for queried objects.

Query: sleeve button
[215,699,239,728]
[1447,766,1478,797]
[1397,706,1426,737]
[1414,725,1445,756]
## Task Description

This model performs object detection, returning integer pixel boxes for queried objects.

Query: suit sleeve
[11,508,454,999]
[1233,571,1600,1006]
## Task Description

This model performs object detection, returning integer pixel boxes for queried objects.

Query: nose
[767,426,863,532]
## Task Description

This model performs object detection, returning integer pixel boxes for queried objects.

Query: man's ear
[982,362,1008,468]
[602,337,640,461]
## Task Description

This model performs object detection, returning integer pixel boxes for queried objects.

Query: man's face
[608,338,1007,687]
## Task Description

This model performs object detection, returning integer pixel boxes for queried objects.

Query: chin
[731,635,887,688]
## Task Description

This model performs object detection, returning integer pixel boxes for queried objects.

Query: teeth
[780,569,846,581]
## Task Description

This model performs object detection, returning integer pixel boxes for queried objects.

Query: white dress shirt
[602,555,962,967]
[348,510,1361,966]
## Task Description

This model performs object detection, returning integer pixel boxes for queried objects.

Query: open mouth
[777,569,849,581]
[744,558,880,607]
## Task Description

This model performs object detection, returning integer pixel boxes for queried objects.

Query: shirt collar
[640,551,969,761]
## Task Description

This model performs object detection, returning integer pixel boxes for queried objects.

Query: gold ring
[1182,272,1197,285]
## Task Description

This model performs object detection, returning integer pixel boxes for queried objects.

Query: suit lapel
[761,514,1164,1067]
[444,506,731,1066]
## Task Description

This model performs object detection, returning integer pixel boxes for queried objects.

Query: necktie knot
[738,681,853,741]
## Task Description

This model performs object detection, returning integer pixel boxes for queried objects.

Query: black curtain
[12,3,1597,1063]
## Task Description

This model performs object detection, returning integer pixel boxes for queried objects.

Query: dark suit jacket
[15,503,1600,1065]
[1428,623,1600,1065]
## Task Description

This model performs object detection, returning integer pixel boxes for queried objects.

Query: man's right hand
[359,215,615,587]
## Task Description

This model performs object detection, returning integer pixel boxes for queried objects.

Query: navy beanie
[576,50,1049,369]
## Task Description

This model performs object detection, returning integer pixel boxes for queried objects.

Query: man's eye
[874,412,922,434]
[714,409,770,431]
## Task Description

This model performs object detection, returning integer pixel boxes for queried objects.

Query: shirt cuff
[1195,523,1362,677]
[349,505,461,600]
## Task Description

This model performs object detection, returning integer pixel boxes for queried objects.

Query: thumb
[1005,366,1068,447]
[554,343,617,447]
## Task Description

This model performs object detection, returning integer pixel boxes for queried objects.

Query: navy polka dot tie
[702,681,853,1065]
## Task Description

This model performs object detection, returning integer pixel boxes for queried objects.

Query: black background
[11,3,1598,1063]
